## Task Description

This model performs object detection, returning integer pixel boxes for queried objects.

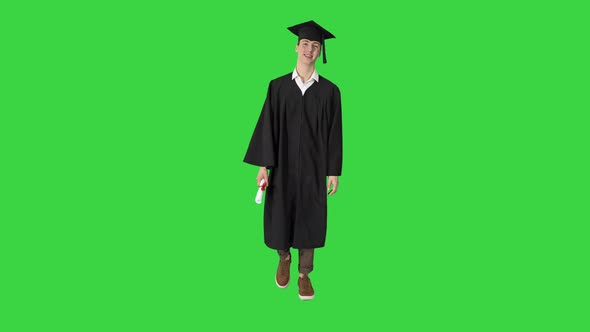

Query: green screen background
[1,1,587,331]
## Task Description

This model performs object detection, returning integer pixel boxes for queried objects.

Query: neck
[296,63,315,82]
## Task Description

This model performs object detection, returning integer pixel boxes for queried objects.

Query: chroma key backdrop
[1,1,586,331]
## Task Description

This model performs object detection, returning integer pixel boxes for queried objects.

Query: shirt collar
[292,68,319,83]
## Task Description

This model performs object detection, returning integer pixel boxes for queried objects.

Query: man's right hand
[257,167,269,187]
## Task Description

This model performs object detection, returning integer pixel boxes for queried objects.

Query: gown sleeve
[244,82,276,169]
[327,86,343,176]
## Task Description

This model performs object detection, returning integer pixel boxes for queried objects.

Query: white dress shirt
[292,68,319,96]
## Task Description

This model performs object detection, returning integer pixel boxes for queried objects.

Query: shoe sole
[275,277,289,288]
[298,294,314,300]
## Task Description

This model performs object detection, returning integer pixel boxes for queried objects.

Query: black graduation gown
[244,73,343,249]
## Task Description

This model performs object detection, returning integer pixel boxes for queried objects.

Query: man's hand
[257,167,269,187]
[327,176,339,196]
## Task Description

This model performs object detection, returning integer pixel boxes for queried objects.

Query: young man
[244,20,342,300]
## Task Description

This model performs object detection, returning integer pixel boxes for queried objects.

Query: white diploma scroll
[255,179,266,204]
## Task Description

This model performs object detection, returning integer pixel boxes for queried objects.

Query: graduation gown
[244,73,343,249]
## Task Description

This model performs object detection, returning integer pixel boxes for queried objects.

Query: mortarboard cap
[287,20,335,64]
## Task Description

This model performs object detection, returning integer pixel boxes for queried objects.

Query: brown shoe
[275,256,290,288]
[298,275,315,300]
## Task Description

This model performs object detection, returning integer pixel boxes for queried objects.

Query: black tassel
[322,34,327,64]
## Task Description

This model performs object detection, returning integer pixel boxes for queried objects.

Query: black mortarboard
[287,20,336,64]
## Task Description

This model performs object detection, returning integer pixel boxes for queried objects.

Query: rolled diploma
[255,179,266,204]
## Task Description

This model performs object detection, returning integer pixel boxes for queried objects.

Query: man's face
[296,39,321,64]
